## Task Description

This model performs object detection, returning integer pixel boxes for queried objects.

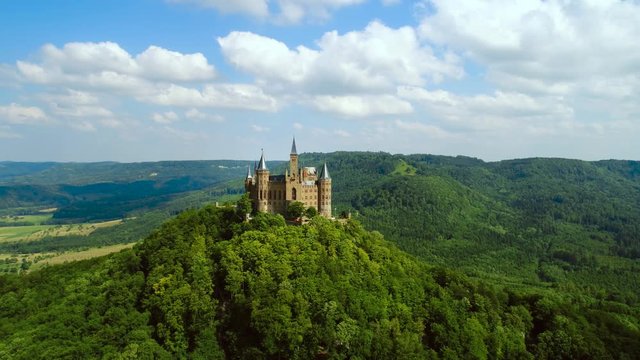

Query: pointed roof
[257,149,268,170]
[290,137,297,155]
[246,165,252,179]
[319,162,330,180]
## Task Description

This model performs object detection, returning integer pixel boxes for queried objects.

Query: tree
[236,193,252,219]
[287,201,305,219]
[305,206,318,218]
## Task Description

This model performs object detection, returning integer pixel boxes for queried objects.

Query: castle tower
[318,162,332,218]
[289,137,298,180]
[255,150,269,212]
[244,165,253,196]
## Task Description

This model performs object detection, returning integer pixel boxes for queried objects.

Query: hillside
[1,205,637,358]
[292,153,640,300]
[0,161,255,270]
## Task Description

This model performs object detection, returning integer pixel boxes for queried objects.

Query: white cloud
[251,124,270,132]
[418,0,640,101]
[184,108,224,122]
[147,83,278,111]
[218,21,463,94]
[312,94,413,117]
[152,111,180,124]
[169,0,364,24]
[70,121,97,132]
[293,122,304,130]
[44,89,100,105]
[136,46,216,81]
[0,103,48,125]
[99,118,124,128]
[9,41,279,116]
[398,86,573,131]
[168,0,269,18]
[275,0,365,24]
[17,42,215,85]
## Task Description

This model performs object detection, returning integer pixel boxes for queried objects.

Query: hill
[1,205,637,358]
[294,152,640,299]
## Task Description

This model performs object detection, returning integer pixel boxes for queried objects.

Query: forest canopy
[1,205,638,359]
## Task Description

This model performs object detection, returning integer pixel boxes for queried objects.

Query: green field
[0,220,123,243]
[0,214,53,226]
[0,225,52,242]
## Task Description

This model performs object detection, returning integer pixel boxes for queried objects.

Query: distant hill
[0,160,265,219]
[0,160,265,185]
[296,152,640,297]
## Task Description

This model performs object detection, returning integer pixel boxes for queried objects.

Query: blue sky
[1,0,639,162]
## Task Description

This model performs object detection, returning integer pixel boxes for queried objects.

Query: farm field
[0,219,123,243]
[0,213,54,226]
[0,242,136,273]
[30,243,136,270]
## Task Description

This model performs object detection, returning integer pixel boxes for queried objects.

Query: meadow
[0,211,125,272]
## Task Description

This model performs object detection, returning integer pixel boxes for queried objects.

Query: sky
[0,0,638,162]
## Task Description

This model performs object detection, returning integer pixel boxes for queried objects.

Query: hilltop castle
[245,138,332,218]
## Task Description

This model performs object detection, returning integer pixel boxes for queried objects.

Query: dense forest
[1,205,638,358]
[0,154,639,358]
[298,153,640,297]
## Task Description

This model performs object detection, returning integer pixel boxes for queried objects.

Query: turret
[318,162,332,218]
[289,137,298,180]
[255,149,270,212]
[244,165,253,191]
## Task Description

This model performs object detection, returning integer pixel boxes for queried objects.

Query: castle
[245,138,332,218]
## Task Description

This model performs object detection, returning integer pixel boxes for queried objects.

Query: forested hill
[1,206,638,358]
[299,152,640,297]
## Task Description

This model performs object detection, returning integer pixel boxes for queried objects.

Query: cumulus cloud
[152,111,180,124]
[275,0,365,24]
[17,42,215,85]
[218,21,463,94]
[169,0,364,24]
[312,94,413,117]
[136,46,216,81]
[168,0,269,18]
[10,41,279,118]
[0,103,48,125]
[419,0,640,99]
[147,83,278,111]
[398,86,573,131]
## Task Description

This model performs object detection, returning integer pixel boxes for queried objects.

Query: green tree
[287,201,305,219]
[236,193,252,219]
[305,206,318,218]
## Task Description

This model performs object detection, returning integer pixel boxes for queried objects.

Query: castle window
[269,190,272,200]
[292,188,297,200]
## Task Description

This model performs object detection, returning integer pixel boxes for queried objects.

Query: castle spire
[320,162,330,180]
[246,165,252,179]
[290,137,297,155]
[257,149,268,170]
